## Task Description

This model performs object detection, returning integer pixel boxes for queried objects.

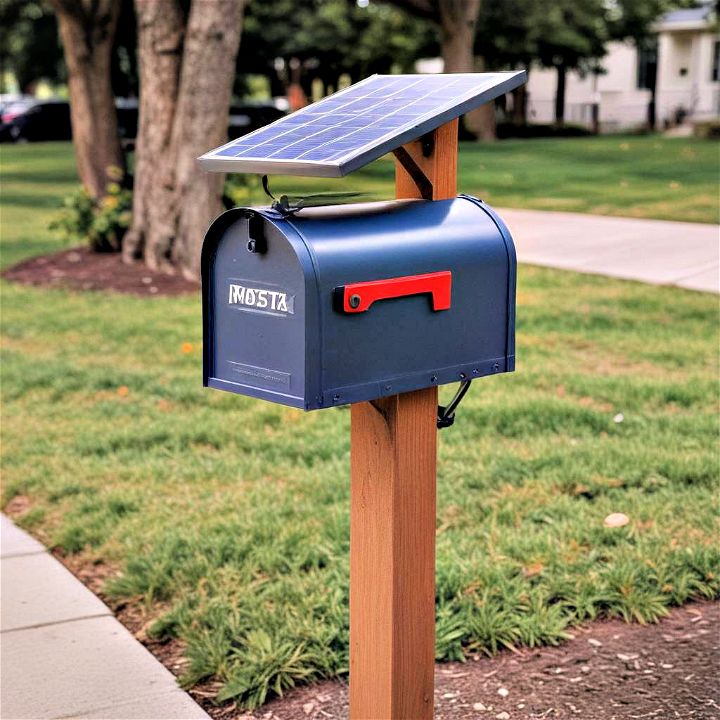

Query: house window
[637,41,657,90]
[713,39,720,82]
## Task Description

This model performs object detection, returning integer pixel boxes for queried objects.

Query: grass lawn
[229,134,720,224]
[1,140,719,708]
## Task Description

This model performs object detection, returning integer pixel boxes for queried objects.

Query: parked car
[0,100,72,142]
[0,94,34,116]
[116,98,138,145]
[227,103,286,139]
[0,98,284,144]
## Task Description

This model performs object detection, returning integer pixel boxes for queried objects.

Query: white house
[521,2,719,131]
[655,3,719,124]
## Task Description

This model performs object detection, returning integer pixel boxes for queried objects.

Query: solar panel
[198,72,526,178]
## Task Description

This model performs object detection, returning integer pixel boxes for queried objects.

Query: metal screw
[349,294,361,309]
[472,368,479,375]
[459,372,466,379]
[430,375,437,383]
[493,363,500,372]
[333,394,340,402]
[385,385,392,391]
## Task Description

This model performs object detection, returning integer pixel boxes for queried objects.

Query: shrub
[50,167,132,252]
[693,120,720,140]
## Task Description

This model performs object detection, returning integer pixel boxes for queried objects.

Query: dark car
[114,101,283,148]
[0,94,33,116]
[0,98,284,144]
[0,100,72,142]
[115,98,139,146]
[227,103,286,139]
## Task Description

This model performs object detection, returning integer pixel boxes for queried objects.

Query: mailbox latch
[337,271,451,314]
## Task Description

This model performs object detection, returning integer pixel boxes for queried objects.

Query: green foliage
[694,119,720,140]
[226,135,720,225]
[2,142,719,709]
[50,171,132,252]
[239,0,434,95]
[0,0,64,91]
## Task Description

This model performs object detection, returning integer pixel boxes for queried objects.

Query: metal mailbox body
[201,195,516,410]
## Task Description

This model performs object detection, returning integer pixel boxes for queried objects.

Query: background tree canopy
[1,0,700,278]
[238,0,436,97]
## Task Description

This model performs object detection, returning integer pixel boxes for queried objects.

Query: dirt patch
[214,602,719,720]
[2,247,199,297]
[3,494,33,517]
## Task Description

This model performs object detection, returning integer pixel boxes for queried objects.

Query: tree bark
[438,0,495,141]
[511,78,528,126]
[554,63,567,125]
[123,0,185,265]
[386,0,495,141]
[49,0,124,198]
[164,0,245,277]
[126,0,245,279]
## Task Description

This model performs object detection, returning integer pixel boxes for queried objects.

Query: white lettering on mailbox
[228,283,294,315]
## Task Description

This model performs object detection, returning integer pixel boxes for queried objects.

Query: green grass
[229,134,719,224]
[1,141,719,709]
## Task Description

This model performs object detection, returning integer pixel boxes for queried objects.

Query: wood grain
[349,121,458,719]
[395,119,458,202]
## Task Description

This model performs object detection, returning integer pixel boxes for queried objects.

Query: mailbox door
[203,212,319,409]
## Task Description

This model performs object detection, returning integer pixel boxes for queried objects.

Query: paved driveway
[498,208,719,293]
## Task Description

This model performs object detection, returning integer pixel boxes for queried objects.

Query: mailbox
[201,194,516,410]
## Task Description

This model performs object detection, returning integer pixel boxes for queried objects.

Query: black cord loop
[437,380,472,429]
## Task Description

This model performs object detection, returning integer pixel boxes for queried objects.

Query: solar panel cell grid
[199,71,526,177]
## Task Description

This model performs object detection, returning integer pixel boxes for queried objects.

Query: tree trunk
[164,0,245,277]
[511,78,528,126]
[123,0,184,264]
[126,0,245,279]
[439,0,494,141]
[554,63,567,126]
[49,0,124,198]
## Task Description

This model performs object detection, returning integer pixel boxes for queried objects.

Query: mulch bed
[2,246,199,296]
[220,602,719,720]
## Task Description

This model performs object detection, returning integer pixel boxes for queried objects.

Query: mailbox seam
[201,207,248,388]
[459,195,516,368]
[273,214,326,408]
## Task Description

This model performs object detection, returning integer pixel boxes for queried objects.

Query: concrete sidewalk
[498,208,719,293]
[0,515,209,720]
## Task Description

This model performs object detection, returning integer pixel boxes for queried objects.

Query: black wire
[437,380,472,429]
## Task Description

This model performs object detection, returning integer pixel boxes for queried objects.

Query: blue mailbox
[201,196,516,410]
[199,71,526,417]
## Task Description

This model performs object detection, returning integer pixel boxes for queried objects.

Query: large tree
[238,0,435,99]
[123,0,245,279]
[475,0,542,126]
[47,0,124,198]
[383,0,496,140]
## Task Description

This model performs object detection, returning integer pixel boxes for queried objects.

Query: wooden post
[349,119,459,720]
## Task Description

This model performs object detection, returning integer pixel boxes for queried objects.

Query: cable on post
[437,380,472,429]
